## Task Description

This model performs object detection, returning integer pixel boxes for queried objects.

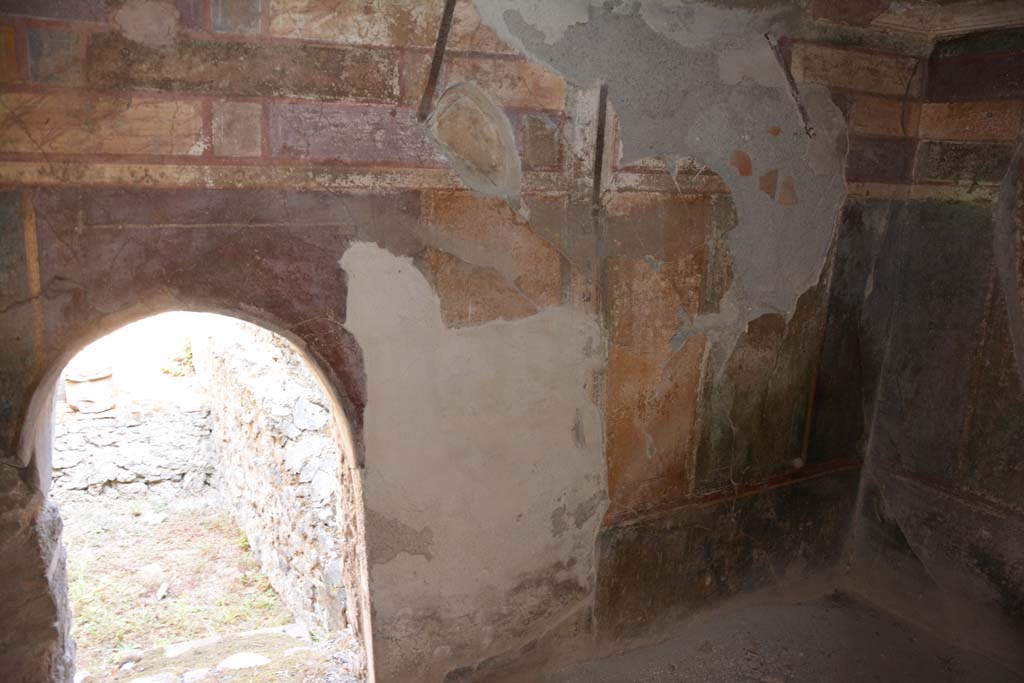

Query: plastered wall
[1,1,1023,681]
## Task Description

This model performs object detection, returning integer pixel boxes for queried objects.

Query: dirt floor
[551,590,1024,683]
[60,493,362,683]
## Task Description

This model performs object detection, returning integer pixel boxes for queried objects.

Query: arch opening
[38,311,370,683]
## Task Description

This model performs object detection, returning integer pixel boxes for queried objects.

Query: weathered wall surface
[342,243,606,681]
[51,394,214,496]
[1,0,1023,681]
[193,316,354,638]
[836,28,1024,667]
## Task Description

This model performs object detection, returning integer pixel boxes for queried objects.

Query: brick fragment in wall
[791,43,922,97]
[918,101,1022,142]
[87,32,400,102]
[0,93,204,156]
[846,94,919,138]
[915,140,1015,184]
[271,103,442,163]
[213,101,262,157]
[845,136,914,183]
[212,0,261,34]
[927,52,1024,101]
[27,29,82,85]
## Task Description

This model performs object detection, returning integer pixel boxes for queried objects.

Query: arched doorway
[27,310,371,683]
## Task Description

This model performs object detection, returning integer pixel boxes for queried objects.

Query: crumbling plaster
[341,243,607,681]
[472,0,849,365]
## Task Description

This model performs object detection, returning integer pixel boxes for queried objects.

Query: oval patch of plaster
[427,81,526,218]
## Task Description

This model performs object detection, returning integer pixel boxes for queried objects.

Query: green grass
[63,497,292,675]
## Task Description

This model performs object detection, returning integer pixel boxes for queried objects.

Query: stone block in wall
[51,398,216,495]
[846,136,914,183]
[269,0,440,47]
[270,103,443,163]
[0,93,204,156]
[791,43,923,97]
[918,101,1022,142]
[268,0,505,51]
[27,29,83,85]
[194,319,352,635]
[213,101,263,157]
[445,56,567,111]
[929,52,1024,101]
[846,94,919,139]
[914,140,1014,185]
[212,0,262,34]
[86,32,400,102]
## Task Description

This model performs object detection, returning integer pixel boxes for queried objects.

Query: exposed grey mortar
[471,0,849,372]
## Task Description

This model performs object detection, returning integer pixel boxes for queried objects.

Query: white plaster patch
[339,243,606,680]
